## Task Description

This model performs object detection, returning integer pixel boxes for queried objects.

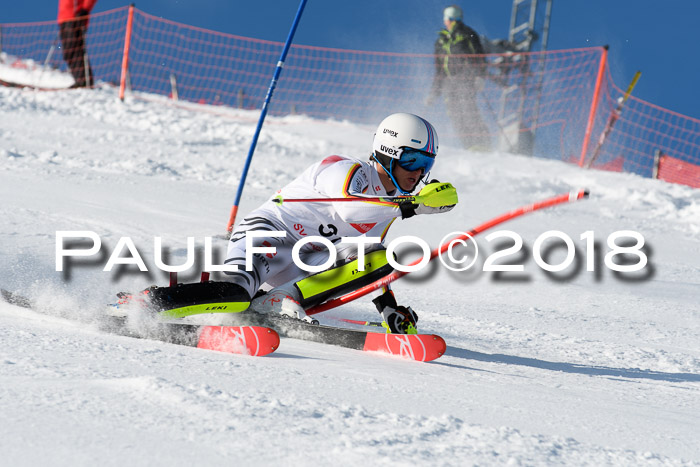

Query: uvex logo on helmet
[380,145,399,156]
[383,128,399,137]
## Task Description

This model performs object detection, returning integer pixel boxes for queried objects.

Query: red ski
[197,325,280,357]
[237,311,447,362]
[363,333,446,362]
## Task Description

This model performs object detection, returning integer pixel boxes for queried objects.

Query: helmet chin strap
[371,154,420,195]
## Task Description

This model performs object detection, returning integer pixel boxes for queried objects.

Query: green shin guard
[148,281,251,319]
[294,249,394,309]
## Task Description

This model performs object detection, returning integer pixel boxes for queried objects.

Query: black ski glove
[372,290,418,334]
[400,200,455,219]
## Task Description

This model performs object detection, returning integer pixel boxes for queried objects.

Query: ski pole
[273,182,458,208]
[307,189,590,315]
[273,194,433,207]
[339,318,385,328]
[584,71,641,169]
[37,31,61,87]
[274,196,405,205]
[225,0,308,234]
[43,32,60,68]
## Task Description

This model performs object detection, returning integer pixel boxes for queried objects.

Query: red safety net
[0,9,128,88]
[1,7,698,188]
[581,66,700,180]
[657,154,700,189]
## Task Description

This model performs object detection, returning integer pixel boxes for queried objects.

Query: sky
[3,1,698,120]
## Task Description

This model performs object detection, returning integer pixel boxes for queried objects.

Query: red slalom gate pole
[306,189,589,315]
[119,4,135,102]
[578,46,608,167]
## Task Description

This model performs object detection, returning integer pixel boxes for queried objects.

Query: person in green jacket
[426,5,490,150]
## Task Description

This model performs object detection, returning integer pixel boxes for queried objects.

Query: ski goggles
[395,147,436,173]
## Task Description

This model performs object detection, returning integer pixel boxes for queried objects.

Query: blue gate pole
[226,0,308,233]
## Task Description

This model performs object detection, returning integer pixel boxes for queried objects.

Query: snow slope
[1,84,699,466]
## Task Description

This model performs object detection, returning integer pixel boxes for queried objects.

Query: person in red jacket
[57,0,98,87]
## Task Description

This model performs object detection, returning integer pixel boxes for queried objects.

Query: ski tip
[411,334,446,362]
[570,189,590,201]
[267,328,281,354]
[364,332,447,362]
[432,334,447,359]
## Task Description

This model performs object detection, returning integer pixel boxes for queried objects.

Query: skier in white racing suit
[146,113,457,334]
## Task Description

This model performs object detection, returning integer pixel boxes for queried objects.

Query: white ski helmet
[371,112,439,194]
[443,5,463,22]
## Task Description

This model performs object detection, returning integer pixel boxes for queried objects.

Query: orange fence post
[119,4,135,101]
[578,45,608,167]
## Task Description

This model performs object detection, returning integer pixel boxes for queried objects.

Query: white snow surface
[1,84,699,466]
[0,53,75,89]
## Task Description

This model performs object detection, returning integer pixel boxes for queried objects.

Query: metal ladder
[496,0,553,154]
